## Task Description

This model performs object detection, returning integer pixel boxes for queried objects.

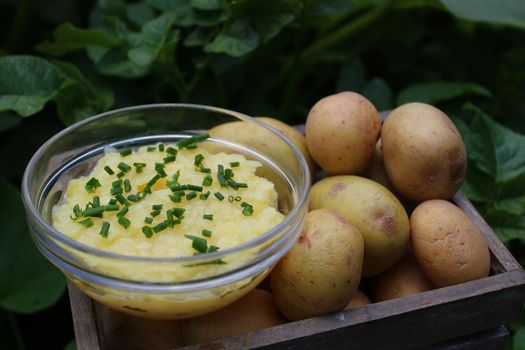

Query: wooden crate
[69,192,525,350]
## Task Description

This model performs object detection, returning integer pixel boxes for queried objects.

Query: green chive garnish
[194,154,204,166]
[225,169,234,180]
[158,144,165,152]
[104,166,115,175]
[184,234,208,253]
[200,168,211,173]
[217,173,227,187]
[83,207,104,217]
[147,175,161,188]
[71,204,82,220]
[202,229,212,237]
[144,217,153,224]
[151,209,161,217]
[100,222,110,237]
[186,191,197,200]
[124,179,131,192]
[153,221,168,233]
[104,204,119,211]
[200,191,210,200]
[117,162,131,173]
[218,164,224,174]
[235,196,241,201]
[203,214,213,220]
[127,194,140,202]
[228,195,234,203]
[208,245,220,253]
[172,208,185,218]
[112,179,122,188]
[142,226,153,238]
[241,202,254,216]
[177,133,209,149]
[117,206,129,217]
[169,194,182,203]
[115,194,130,206]
[111,187,122,195]
[116,171,125,178]
[166,147,177,155]
[85,177,101,193]
[92,196,100,207]
[164,155,176,163]
[152,204,163,210]
[147,146,156,152]
[120,149,132,157]
[108,199,117,205]
[155,163,167,178]
[202,175,213,187]
[230,161,240,167]
[79,218,93,228]
[186,184,203,192]
[214,192,224,201]
[133,162,146,173]
[118,216,130,229]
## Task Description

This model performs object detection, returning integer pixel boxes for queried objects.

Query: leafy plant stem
[185,54,212,99]
[301,0,395,62]
[7,310,26,350]
[7,0,33,52]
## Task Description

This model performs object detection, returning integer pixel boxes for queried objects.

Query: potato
[182,289,285,345]
[371,255,433,302]
[381,103,467,202]
[95,303,184,350]
[310,176,410,277]
[256,117,317,177]
[410,200,490,287]
[305,91,381,175]
[271,209,364,320]
[344,290,372,309]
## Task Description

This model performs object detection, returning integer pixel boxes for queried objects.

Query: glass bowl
[21,104,310,319]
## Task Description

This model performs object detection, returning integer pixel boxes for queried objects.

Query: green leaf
[397,81,492,105]
[0,112,22,133]
[52,61,114,124]
[126,2,155,27]
[0,176,66,313]
[96,47,150,78]
[36,23,123,56]
[514,326,525,350]
[251,14,294,43]
[205,19,259,57]
[191,0,222,10]
[362,78,393,110]
[441,0,525,29]
[184,28,212,47]
[0,55,68,117]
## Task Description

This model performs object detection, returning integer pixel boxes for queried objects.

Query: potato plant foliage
[0,0,525,349]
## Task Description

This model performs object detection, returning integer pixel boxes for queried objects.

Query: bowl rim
[22,103,310,264]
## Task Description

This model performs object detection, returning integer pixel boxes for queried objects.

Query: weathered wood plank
[67,280,101,350]
[427,326,509,350]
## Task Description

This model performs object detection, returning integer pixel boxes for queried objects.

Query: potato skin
[257,117,317,177]
[410,200,490,287]
[305,91,381,175]
[182,289,285,345]
[371,255,433,302]
[271,209,364,321]
[345,290,372,309]
[310,176,410,277]
[381,102,467,202]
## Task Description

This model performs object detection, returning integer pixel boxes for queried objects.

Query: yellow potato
[310,176,410,277]
[305,91,381,175]
[256,117,317,177]
[271,209,364,321]
[344,290,372,309]
[410,200,490,287]
[182,289,285,345]
[371,255,434,302]
[381,103,467,202]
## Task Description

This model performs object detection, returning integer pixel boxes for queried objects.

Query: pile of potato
[102,92,492,348]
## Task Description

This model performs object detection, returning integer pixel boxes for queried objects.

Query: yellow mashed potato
[52,141,284,285]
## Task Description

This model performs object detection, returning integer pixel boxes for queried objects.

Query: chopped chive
[144,217,153,224]
[163,155,176,163]
[158,144,165,152]
[171,190,186,196]
[203,214,213,220]
[194,154,204,166]
[202,229,212,237]
[200,167,211,173]
[112,179,122,188]
[152,204,163,210]
[218,164,224,174]
[85,177,101,193]
[184,234,208,253]
[186,191,197,200]
[133,162,146,173]
[151,209,161,217]
[123,179,131,192]
[186,184,203,192]
[115,194,130,206]
[228,180,247,189]
[110,187,122,195]
[169,194,182,203]
[200,191,210,200]
[228,195,234,203]
[235,196,241,201]
[71,204,82,220]
[224,169,234,180]
[104,204,119,211]
[92,196,100,207]
[83,207,104,217]
[127,194,140,202]
[202,175,213,187]
[186,143,197,149]
[104,166,115,175]
[214,192,224,201]
[230,161,240,167]
[155,163,167,178]
[118,216,131,229]
[166,147,177,155]
[100,222,110,238]
[108,199,117,205]
[172,208,186,218]
[153,221,168,233]
[177,133,209,149]
[117,206,129,217]
[117,162,131,173]
[208,245,220,253]
[120,149,132,157]
[147,146,156,152]
[147,174,161,188]
[116,171,125,178]
[142,226,153,238]
[217,173,227,187]
[242,205,254,216]
[172,170,180,184]
[79,218,93,228]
